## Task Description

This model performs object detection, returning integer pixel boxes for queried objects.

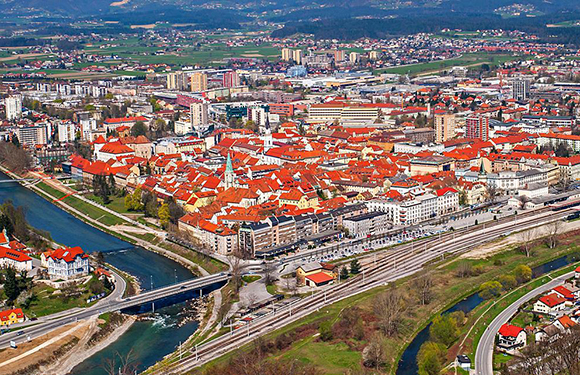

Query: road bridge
[0,273,230,349]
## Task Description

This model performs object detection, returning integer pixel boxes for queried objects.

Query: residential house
[498,324,526,350]
[46,246,90,280]
[0,308,25,326]
[533,293,568,315]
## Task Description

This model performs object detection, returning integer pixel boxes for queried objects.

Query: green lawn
[280,339,362,375]
[376,52,524,75]
[242,275,261,284]
[24,277,108,318]
[85,193,131,214]
[34,182,127,226]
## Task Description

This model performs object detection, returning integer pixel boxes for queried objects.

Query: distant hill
[3,0,580,18]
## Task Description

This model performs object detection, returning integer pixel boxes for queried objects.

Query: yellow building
[190,72,207,92]
[296,262,336,286]
[0,308,25,326]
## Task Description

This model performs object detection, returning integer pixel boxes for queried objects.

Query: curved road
[475,270,575,375]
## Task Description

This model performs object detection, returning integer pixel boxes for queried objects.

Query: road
[474,270,575,375]
[0,273,228,349]
[149,206,573,374]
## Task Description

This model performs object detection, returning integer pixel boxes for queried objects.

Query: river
[396,252,580,375]
[0,172,199,374]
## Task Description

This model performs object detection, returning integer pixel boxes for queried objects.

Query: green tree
[3,267,20,303]
[514,265,532,284]
[158,203,170,227]
[340,266,349,280]
[430,314,459,347]
[131,121,148,137]
[498,274,517,291]
[417,341,446,375]
[350,258,361,274]
[125,188,144,211]
[479,280,503,300]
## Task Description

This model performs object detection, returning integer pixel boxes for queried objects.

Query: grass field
[35,182,127,226]
[376,52,524,75]
[83,40,280,66]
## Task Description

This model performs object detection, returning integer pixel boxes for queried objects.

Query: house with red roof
[103,116,147,132]
[0,246,32,271]
[45,246,90,280]
[534,293,568,315]
[96,141,135,162]
[0,308,25,326]
[435,187,459,215]
[498,324,526,350]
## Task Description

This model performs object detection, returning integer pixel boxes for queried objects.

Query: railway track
[151,207,569,374]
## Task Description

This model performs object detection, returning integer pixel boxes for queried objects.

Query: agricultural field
[377,52,524,76]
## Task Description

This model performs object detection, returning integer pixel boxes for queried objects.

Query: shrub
[479,280,503,299]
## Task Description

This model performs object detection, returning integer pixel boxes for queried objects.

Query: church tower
[263,116,273,151]
[224,153,236,188]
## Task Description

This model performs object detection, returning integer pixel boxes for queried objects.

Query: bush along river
[396,252,580,375]
[0,172,204,374]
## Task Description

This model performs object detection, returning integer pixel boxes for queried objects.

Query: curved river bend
[0,173,198,374]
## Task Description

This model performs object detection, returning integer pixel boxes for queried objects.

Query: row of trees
[479,265,532,300]
[124,187,184,229]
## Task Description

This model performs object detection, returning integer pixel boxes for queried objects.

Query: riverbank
[0,167,203,375]
[40,315,136,375]
[0,165,215,276]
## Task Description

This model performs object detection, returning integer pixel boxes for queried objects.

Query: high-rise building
[281,48,292,61]
[190,72,208,92]
[349,52,360,65]
[334,50,345,62]
[5,95,22,121]
[512,79,530,101]
[17,124,49,146]
[58,122,76,143]
[466,115,490,141]
[369,51,379,60]
[190,102,208,127]
[434,113,456,143]
[292,50,303,65]
[222,71,241,88]
[167,72,185,90]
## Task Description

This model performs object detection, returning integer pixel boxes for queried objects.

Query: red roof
[0,308,24,322]
[99,142,134,155]
[498,323,523,338]
[539,293,566,308]
[47,246,88,263]
[305,272,334,285]
[104,116,147,124]
[553,285,575,300]
[0,246,31,262]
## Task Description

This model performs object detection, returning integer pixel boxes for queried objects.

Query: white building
[190,102,208,127]
[45,246,90,280]
[17,124,50,146]
[0,246,32,272]
[343,211,390,237]
[5,95,22,121]
[486,168,547,193]
[58,122,76,143]
[367,191,454,225]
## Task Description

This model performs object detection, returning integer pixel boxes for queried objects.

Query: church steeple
[263,117,273,151]
[224,153,236,188]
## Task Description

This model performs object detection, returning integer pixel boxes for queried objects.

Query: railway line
[153,206,571,374]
